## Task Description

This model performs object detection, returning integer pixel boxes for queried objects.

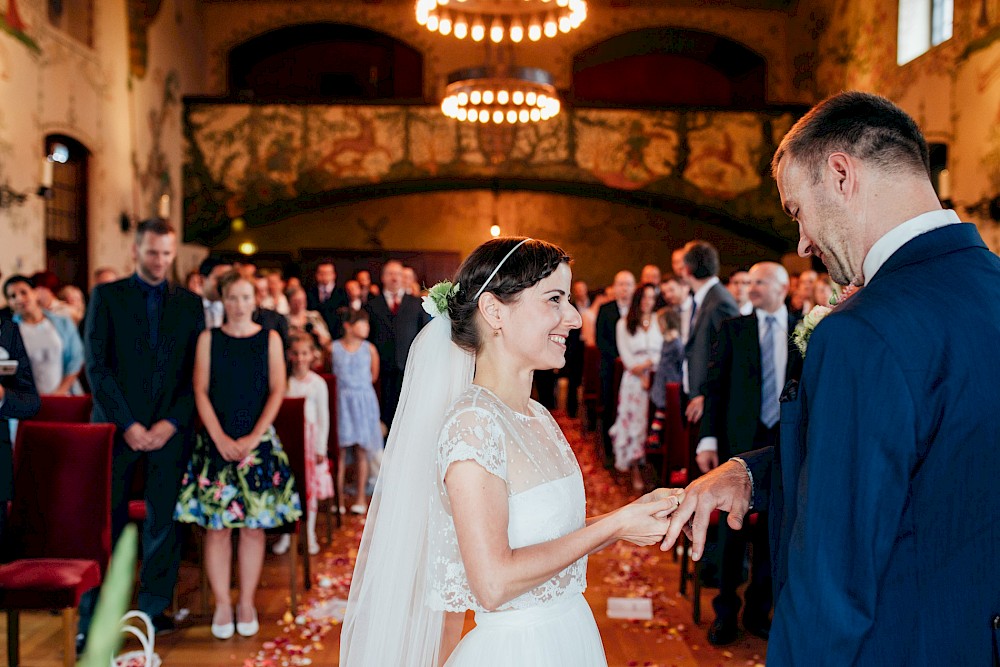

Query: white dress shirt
[203,298,224,329]
[862,209,960,285]
[697,305,788,455]
[740,300,755,316]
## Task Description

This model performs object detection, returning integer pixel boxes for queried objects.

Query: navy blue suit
[743,223,1000,664]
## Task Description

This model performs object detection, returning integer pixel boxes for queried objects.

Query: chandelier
[441,66,560,124]
[415,0,588,43]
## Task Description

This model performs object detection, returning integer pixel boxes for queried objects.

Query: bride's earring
[493,328,501,337]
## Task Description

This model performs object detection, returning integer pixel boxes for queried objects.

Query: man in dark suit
[0,313,40,543]
[664,92,1000,664]
[595,271,635,467]
[365,259,429,428]
[307,259,348,340]
[80,219,204,646]
[681,240,739,445]
[696,261,802,645]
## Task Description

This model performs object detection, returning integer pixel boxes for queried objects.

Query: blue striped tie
[760,314,779,428]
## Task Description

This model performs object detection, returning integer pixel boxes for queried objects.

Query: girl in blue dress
[174,271,300,639]
[331,309,383,515]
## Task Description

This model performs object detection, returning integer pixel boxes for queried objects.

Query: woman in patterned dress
[174,271,301,639]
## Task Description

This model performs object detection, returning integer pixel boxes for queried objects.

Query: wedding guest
[80,219,204,647]
[595,270,635,467]
[365,260,430,427]
[0,311,39,544]
[345,279,363,312]
[58,285,86,325]
[562,279,590,417]
[261,271,289,315]
[286,286,332,351]
[340,237,680,666]
[174,270,300,640]
[726,270,753,316]
[331,309,383,515]
[671,248,696,344]
[185,269,203,297]
[695,261,801,646]
[355,269,378,301]
[648,308,683,441]
[202,257,289,345]
[609,283,663,491]
[402,265,420,297]
[31,270,74,320]
[273,334,333,556]
[812,273,835,308]
[4,275,84,395]
[93,266,120,286]
[664,91,1000,665]
[640,264,668,310]
[307,259,348,340]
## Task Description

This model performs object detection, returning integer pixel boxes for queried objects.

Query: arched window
[228,23,424,102]
[572,28,767,107]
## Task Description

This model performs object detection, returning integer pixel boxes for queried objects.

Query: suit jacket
[0,319,40,501]
[743,224,1000,664]
[684,282,739,398]
[596,301,624,362]
[307,285,348,339]
[85,276,204,446]
[700,311,802,459]
[253,307,289,347]
[364,293,430,372]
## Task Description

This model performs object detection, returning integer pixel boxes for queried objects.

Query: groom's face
[776,156,859,286]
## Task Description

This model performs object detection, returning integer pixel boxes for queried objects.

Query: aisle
[0,411,767,666]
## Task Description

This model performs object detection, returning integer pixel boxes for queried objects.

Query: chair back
[318,373,339,469]
[663,382,689,474]
[273,397,307,519]
[27,395,93,423]
[6,422,115,573]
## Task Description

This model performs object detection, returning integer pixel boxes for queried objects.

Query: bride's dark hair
[449,237,570,353]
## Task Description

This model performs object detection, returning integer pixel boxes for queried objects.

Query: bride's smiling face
[499,263,582,371]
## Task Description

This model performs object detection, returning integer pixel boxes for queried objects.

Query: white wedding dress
[427,385,608,666]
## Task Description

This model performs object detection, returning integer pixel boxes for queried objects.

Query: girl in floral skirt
[273,333,334,556]
[174,270,301,640]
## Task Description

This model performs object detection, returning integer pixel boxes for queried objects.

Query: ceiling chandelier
[415,0,588,43]
[441,66,560,124]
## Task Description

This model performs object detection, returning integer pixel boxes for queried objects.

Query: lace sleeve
[438,407,507,484]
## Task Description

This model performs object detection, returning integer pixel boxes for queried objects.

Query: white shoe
[211,609,235,640]
[236,609,259,637]
[350,503,367,515]
[308,538,320,555]
[272,534,291,555]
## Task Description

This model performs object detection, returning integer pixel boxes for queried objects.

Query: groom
[662,92,1000,664]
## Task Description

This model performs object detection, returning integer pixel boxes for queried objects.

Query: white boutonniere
[421,281,459,319]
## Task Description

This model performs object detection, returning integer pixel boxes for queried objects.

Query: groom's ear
[826,152,858,201]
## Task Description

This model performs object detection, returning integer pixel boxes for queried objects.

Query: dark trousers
[380,366,405,428]
[598,356,616,463]
[712,421,778,623]
[78,436,189,637]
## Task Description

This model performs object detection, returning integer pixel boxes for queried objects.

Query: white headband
[473,238,532,300]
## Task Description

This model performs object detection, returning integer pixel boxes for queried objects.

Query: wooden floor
[1,412,767,667]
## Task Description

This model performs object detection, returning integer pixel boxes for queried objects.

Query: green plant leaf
[77,523,138,667]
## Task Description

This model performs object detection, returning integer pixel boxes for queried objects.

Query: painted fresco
[184,103,799,245]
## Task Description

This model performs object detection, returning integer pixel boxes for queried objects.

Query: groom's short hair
[772,91,930,183]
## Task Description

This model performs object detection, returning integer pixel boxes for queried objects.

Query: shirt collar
[134,272,167,295]
[692,276,720,306]
[862,209,961,285]
[755,304,788,330]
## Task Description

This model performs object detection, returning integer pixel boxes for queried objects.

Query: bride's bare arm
[446,461,678,611]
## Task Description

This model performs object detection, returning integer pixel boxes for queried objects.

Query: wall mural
[1,0,39,54]
[184,103,801,248]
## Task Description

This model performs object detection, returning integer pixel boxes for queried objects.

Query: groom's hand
[659,460,751,561]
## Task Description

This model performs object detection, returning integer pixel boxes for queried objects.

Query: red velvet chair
[25,395,93,424]
[0,421,115,667]
[318,373,341,531]
[272,397,310,609]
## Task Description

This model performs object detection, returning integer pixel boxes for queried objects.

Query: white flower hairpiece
[422,281,459,319]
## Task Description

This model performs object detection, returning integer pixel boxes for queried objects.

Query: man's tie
[390,294,400,316]
[689,298,698,331]
[760,314,780,428]
[320,285,330,303]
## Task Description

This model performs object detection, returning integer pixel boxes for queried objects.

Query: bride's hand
[634,488,685,518]
[614,497,681,546]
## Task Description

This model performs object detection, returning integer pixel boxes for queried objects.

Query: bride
[341,237,681,666]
